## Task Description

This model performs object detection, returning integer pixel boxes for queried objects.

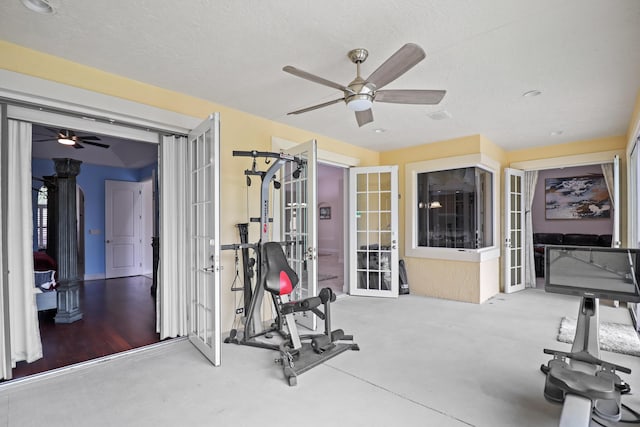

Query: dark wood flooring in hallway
[11,276,160,380]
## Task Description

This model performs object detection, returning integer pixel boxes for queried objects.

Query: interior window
[416,167,493,249]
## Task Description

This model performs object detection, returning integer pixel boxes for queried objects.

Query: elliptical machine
[541,246,640,426]
[222,150,358,386]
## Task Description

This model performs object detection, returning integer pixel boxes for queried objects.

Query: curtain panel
[7,120,43,368]
[524,170,538,288]
[158,135,189,339]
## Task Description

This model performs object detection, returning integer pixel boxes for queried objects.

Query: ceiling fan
[283,43,446,127]
[33,128,110,149]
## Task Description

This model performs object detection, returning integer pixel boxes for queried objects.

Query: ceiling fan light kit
[57,137,75,145]
[283,43,446,127]
[34,128,111,150]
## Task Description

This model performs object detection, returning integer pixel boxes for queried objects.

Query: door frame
[0,71,201,379]
[272,137,359,295]
[510,150,624,290]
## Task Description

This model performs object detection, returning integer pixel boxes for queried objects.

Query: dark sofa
[533,233,612,277]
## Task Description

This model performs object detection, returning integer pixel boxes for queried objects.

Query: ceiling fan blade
[73,143,85,149]
[287,98,345,115]
[78,135,101,141]
[44,126,63,137]
[366,43,426,90]
[81,140,110,149]
[355,109,374,127]
[375,89,446,105]
[283,66,355,95]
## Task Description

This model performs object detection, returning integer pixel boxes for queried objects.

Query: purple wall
[317,164,343,255]
[532,165,613,235]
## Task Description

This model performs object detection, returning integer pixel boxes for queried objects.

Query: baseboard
[84,273,105,281]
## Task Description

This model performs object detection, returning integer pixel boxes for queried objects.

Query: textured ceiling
[2,0,640,153]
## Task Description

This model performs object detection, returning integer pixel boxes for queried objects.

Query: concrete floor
[1,289,639,426]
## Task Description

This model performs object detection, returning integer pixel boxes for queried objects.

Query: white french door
[504,168,525,293]
[187,113,221,366]
[280,139,318,330]
[105,180,142,278]
[349,166,399,297]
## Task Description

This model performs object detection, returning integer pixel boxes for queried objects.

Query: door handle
[306,247,316,260]
[106,240,111,243]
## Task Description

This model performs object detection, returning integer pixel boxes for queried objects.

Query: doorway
[531,164,616,289]
[17,124,161,379]
[317,163,346,295]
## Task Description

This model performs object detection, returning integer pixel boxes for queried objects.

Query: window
[405,154,499,261]
[36,185,48,250]
[417,167,493,249]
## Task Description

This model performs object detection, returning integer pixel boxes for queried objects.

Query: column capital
[53,158,82,177]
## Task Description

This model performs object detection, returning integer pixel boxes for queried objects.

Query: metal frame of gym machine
[541,246,640,426]
[222,150,358,386]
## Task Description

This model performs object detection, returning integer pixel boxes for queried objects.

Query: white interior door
[105,180,142,278]
[280,139,317,330]
[187,113,221,366]
[504,168,525,293]
[349,166,399,297]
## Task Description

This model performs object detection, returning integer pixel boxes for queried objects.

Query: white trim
[0,70,202,134]
[404,153,500,262]
[272,136,360,167]
[510,150,624,170]
[83,273,106,281]
[7,105,159,144]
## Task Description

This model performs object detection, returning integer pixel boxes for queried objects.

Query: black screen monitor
[545,246,640,303]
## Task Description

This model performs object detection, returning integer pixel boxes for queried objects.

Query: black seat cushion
[563,233,600,246]
[262,242,298,296]
[598,234,613,247]
[533,233,564,245]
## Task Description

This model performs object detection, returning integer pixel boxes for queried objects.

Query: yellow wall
[508,136,626,164]
[0,41,378,329]
[628,90,640,151]
[508,135,628,245]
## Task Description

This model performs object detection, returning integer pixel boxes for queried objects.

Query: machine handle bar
[544,348,631,374]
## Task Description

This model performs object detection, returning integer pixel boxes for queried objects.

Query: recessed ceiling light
[20,0,55,14]
[522,90,542,97]
[550,130,563,136]
[373,128,386,133]
[427,110,452,120]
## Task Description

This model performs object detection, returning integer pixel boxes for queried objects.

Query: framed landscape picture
[545,175,611,219]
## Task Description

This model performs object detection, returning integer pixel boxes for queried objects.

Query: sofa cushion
[562,233,600,246]
[533,233,564,245]
[598,234,612,247]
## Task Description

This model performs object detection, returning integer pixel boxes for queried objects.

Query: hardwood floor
[11,276,160,380]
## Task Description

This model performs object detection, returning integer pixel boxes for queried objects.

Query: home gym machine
[222,150,358,386]
[541,246,640,426]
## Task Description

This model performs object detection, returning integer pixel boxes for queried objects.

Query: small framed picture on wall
[319,206,331,220]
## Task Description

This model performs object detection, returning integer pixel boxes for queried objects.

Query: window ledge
[405,246,500,262]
